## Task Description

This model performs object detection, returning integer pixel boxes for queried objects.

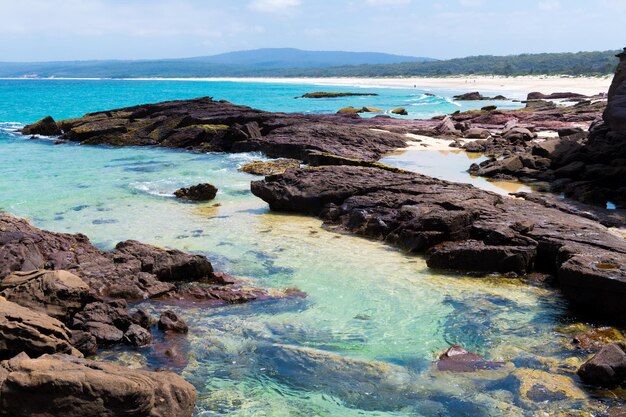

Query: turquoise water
[0,80,597,416]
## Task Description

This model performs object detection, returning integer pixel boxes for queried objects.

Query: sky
[0,0,624,62]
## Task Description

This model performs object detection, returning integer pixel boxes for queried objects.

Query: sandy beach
[164,75,612,98]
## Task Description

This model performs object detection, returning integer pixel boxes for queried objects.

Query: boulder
[158,310,188,334]
[0,300,77,359]
[174,183,218,201]
[0,353,197,417]
[0,270,91,322]
[123,324,152,347]
[577,343,626,387]
[70,330,98,357]
[503,127,536,142]
[20,116,61,136]
[114,240,213,283]
[131,309,153,329]
[336,106,361,114]
[481,105,497,111]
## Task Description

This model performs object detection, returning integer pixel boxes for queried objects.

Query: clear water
[0,80,596,416]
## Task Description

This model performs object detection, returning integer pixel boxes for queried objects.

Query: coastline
[2,75,612,97]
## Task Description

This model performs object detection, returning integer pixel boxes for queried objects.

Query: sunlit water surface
[0,80,596,416]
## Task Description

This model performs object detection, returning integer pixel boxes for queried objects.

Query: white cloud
[248,0,302,13]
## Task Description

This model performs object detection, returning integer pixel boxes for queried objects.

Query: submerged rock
[437,345,504,372]
[174,183,218,201]
[0,353,196,417]
[257,343,419,411]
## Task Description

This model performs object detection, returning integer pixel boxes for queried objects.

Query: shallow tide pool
[0,80,596,416]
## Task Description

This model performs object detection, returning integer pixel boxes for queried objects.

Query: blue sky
[1,0,624,61]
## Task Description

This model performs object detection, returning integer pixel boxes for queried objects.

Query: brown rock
[0,270,91,322]
[158,310,188,334]
[238,158,300,176]
[20,116,61,136]
[577,343,626,387]
[123,324,152,347]
[0,300,77,359]
[0,353,197,417]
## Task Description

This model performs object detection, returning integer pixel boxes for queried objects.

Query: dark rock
[481,105,497,111]
[20,116,61,136]
[0,353,197,417]
[158,310,188,333]
[577,342,626,387]
[70,330,97,357]
[174,183,218,201]
[113,240,213,283]
[0,300,78,359]
[0,270,92,323]
[527,92,588,100]
[123,324,152,347]
[453,92,485,100]
[131,309,153,329]
[435,115,461,136]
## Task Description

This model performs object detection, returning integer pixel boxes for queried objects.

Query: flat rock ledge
[251,165,626,322]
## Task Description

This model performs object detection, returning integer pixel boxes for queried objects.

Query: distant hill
[0,48,434,78]
[0,48,618,78]
[183,48,434,68]
[272,50,619,77]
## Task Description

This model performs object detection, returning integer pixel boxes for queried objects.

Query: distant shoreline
[1,74,612,97]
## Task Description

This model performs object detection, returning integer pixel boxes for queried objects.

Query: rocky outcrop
[452,92,507,101]
[22,97,409,162]
[251,165,626,321]
[0,353,196,417]
[0,300,78,359]
[468,50,626,208]
[174,183,218,201]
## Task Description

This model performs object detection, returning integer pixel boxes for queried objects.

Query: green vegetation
[0,49,618,78]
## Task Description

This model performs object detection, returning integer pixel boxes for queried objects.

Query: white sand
[158,75,612,98]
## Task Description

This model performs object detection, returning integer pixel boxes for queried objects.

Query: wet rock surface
[0,352,197,417]
[174,183,218,201]
[251,165,626,321]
